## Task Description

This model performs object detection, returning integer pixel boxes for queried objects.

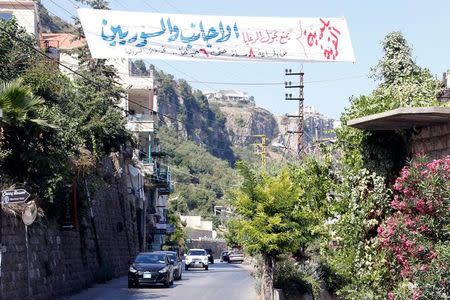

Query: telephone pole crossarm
[284,69,305,158]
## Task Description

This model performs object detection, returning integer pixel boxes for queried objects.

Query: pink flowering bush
[378,155,450,299]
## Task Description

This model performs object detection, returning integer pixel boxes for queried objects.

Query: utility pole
[285,69,305,158]
[252,134,267,170]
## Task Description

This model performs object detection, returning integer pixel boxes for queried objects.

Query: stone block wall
[410,123,450,159]
[0,154,140,300]
[185,240,227,259]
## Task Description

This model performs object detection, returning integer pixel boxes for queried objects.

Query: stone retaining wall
[410,123,450,159]
[0,154,140,300]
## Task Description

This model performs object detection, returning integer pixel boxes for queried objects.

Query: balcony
[151,165,173,195]
[132,149,154,176]
[126,113,155,132]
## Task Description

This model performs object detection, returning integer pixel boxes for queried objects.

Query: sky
[42,0,449,119]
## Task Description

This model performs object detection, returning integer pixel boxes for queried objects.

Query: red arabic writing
[303,18,341,60]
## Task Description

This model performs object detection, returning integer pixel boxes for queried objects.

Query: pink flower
[388,291,395,300]
[418,225,429,233]
[416,199,426,214]
[404,216,414,227]
[413,289,422,300]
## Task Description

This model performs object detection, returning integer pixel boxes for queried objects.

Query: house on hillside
[348,74,450,161]
[180,215,217,240]
[204,89,255,106]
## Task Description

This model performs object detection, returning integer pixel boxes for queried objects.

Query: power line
[47,0,75,19]
[45,1,221,92]
[0,25,185,126]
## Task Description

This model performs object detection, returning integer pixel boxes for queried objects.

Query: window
[0,12,13,21]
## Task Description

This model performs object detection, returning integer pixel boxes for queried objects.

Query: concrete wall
[0,154,141,300]
[0,0,39,36]
[180,215,213,231]
[410,123,450,159]
[185,240,227,259]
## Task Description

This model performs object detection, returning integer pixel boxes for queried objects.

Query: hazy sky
[42,0,449,119]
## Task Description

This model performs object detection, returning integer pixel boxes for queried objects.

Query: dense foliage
[337,32,442,175]
[156,126,237,218]
[0,18,130,208]
[231,159,331,299]
[379,156,450,299]
[229,31,448,300]
[324,32,449,299]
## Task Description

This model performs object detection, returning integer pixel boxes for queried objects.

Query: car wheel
[185,265,189,271]
[128,281,134,289]
[205,265,208,271]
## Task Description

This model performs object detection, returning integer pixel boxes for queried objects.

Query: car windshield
[188,250,206,256]
[134,254,166,264]
[166,253,177,261]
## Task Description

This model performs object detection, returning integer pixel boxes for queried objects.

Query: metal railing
[127,113,153,122]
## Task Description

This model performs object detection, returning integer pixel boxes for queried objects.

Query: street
[63,261,257,300]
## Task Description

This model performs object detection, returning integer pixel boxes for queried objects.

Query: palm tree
[0,79,53,127]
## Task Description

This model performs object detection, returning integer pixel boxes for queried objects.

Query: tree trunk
[261,254,274,300]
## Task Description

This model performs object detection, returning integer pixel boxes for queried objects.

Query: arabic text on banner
[77,8,356,63]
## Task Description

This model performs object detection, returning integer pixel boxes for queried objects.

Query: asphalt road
[64,261,257,300]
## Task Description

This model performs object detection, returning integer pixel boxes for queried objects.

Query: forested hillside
[156,126,238,221]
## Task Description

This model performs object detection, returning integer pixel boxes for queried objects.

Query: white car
[185,249,209,270]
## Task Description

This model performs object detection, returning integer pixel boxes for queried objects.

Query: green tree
[337,31,442,175]
[164,209,187,252]
[0,19,37,81]
[233,162,318,300]
[0,79,49,127]
[327,32,445,298]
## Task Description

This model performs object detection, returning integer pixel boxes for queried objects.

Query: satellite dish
[22,202,37,226]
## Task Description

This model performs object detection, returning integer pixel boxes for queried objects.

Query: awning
[347,107,450,131]
[128,164,145,200]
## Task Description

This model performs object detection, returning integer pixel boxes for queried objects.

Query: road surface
[64,261,257,300]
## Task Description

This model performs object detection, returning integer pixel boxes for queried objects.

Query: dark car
[205,248,214,264]
[220,251,229,262]
[128,252,174,288]
[157,251,183,280]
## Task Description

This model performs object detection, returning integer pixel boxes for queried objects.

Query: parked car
[185,249,209,270]
[156,251,183,280]
[205,248,214,264]
[128,252,174,288]
[220,251,229,262]
[228,249,244,263]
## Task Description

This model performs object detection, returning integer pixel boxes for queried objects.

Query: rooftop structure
[347,107,450,131]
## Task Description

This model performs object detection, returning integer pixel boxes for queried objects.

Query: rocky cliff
[154,68,336,163]
[155,70,236,163]
[215,104,279,146]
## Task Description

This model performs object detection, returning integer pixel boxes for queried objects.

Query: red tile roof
[41,33,85,50]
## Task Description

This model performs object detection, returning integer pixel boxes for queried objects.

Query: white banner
[77,8,355,63]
